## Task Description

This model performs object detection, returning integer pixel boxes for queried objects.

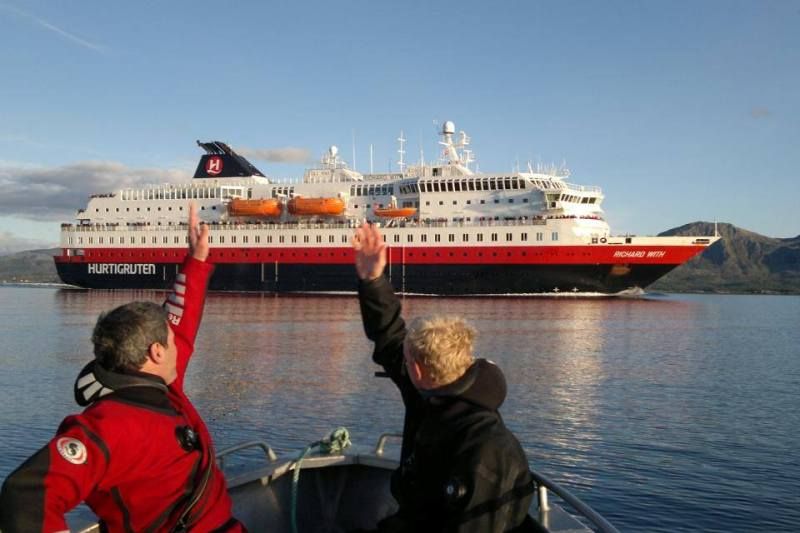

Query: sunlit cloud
[238,147,312,164]
[0,161,188,220]
[0,3,107,53]
[750,107,771,119]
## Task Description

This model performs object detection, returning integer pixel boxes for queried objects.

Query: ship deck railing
[61,215,608,233]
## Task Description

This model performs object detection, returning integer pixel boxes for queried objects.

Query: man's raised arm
[166,203,214,382]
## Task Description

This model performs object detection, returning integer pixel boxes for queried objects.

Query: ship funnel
[193,140,266,179]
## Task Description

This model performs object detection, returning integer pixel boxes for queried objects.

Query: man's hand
[188,202,209,262]
[352,223,386,281]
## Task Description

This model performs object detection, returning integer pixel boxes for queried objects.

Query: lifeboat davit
[373,207,417,218]
[228,198,283,217]
[288,197,346,216]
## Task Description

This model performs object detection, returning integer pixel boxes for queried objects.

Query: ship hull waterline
[54,260,681,295]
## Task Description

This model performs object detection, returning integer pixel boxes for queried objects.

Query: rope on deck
[291,428,352,533]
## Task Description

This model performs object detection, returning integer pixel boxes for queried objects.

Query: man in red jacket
[0,204,243,532]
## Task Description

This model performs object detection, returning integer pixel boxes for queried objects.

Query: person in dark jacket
[352,223,536,532]
[0,204,243,532]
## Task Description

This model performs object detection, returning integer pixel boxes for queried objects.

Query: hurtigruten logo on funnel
[206,156,223,175]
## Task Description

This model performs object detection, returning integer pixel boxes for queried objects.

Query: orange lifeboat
[228,198,283,217]
[288,197,346,216]
[373,207,417,218]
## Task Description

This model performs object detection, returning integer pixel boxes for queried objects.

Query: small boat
[228,198,282,217]
[72,432,619,533]
[287,197,346,216]
[373,206,417,218]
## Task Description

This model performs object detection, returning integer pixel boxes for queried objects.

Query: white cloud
[0,160,189,220]
[238,147,312,164]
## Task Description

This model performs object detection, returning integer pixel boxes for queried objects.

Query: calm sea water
[0,287,798,532]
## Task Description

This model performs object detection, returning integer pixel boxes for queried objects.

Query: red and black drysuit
[359,276,538,533]
[0,257,243,532]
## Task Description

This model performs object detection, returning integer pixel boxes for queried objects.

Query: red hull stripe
[55,245,706,266]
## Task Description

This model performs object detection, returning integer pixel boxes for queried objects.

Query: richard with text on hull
[55,120,718,294]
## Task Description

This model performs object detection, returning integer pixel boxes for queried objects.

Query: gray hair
[92,302,168,372]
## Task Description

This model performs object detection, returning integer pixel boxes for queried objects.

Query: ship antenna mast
[397,130,406,174]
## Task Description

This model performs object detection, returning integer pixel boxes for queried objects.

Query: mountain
[0,248,61,284]
[651,222,800,293]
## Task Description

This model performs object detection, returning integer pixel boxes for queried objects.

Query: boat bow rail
[214,434,618,533]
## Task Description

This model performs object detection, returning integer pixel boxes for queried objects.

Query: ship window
[152,236,157,244]
[174,236,180,244]
[109,237,115,244]
[506,233,513,241]
[477,234,483,242]
[329,235,334,243]
[425,201,430,206]
[243,235,249,244]
[88,237,94,244]
[433,182,440,192]
[468,181,475,191]
[303,236,309,243]
[523,198,529,203]
[480,200,485,204]
[208,236,214,244]
[536,232,543,241]
[161,236,167,244]
[130,237,135,244]
[421,234,427,243]
[342,235,348,243]
[448,234,455,242]
[435,234,441,242]
[491,233,498,242]
[521,233,528,241]
[508,199,514,203]
[230,235,237,244]
[220,236,225,244]
[407,234,413,243]
[266,236,272,243]
[316,235,322,243]
[447,182,454,192]
[168,207,172,211]
[466,200,471,205]
[439,201,444,206]
[462,234,469,242]
[292,236,297,243]
[452,200,457,205]
[581,197,589,204]
[433,168,441,177]
[494,199,499,204]
[551,232,558,241]
[394,235,400,243]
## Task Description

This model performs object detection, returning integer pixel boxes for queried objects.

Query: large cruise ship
[55,122,718,295]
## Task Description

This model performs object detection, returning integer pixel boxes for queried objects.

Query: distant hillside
[651,222,800,294]
[0,248,60,284]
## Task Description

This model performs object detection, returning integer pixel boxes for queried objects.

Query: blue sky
[1,1,798,252]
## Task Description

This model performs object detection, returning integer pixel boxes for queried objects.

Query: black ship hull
[55,261,679,295]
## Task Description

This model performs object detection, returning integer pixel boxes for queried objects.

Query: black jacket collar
[420,358,507,411]
[75,360,173,413]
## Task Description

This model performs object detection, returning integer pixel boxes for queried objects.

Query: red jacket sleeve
[0,416,109,533]
[163,257,214,388]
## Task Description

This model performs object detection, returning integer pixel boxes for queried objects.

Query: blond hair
[406,316,476,386]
